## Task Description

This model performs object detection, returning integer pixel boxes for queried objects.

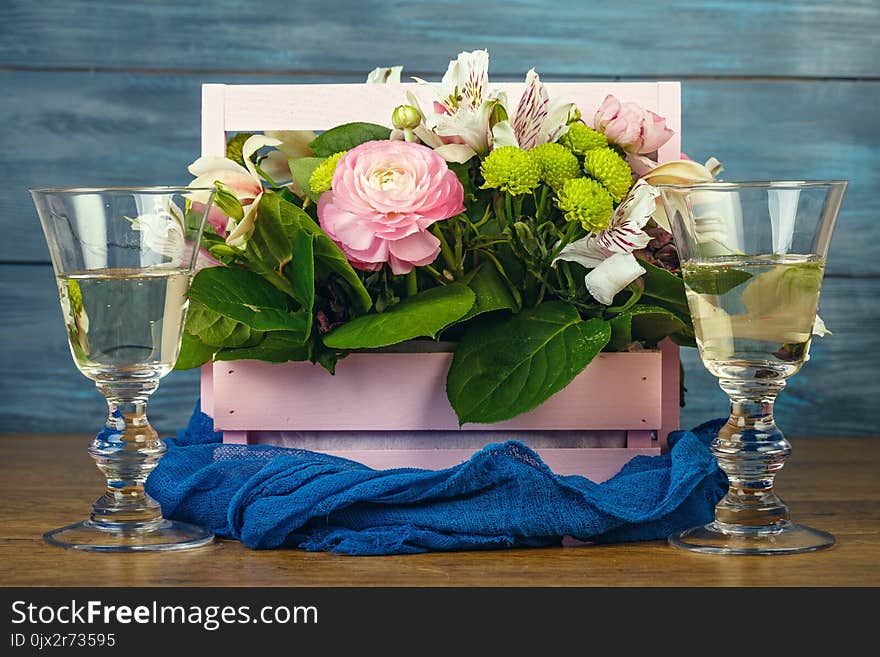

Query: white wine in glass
[660,181,845,555]
[32,187,216,552]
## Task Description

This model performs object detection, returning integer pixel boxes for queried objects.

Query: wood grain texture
[2,0,878,77]
[1,433,877,587]
[2,264,877,436]
[1,0,877,440]
[1,71,877,274]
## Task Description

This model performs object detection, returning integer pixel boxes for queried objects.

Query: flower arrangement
[177,50,724,425]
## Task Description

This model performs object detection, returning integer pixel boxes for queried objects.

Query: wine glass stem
[713,379,792,532]
[89,379,165,529]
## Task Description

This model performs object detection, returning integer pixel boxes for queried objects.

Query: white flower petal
[366,66,403,84]
[512,69,550,150]
[187,156,251,178]
[440,50,489,111]
[490,120,519,148]
[264,130,317,158]
[433,143,478,163]
[241,134,282,181]
[812,315,832,337]
[225,192,262,247]
[412,125,445,149]
[584,253,646,305]
[553,235,606,269]
[540,97,574,145]
[258,150,293,184]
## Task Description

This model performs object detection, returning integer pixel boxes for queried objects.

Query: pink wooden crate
[199,81,683,481]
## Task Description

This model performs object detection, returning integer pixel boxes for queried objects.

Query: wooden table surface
[1,434,878,587]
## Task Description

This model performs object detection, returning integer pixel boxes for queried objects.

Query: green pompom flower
[480,146,540,196]
[555,178,614,231]
[309,151,347,196]
[529,143,582,191]
[583,147,632,202]
[559,122,608,155]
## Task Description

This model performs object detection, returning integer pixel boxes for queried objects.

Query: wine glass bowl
[659,180,846,555]
[31,186,216,551]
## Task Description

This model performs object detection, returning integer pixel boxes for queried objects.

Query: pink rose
[593,95,673,155]
[318,140,465,275]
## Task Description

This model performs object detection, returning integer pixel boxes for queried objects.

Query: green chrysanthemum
[309,151,347,196]
[558,122,608,155]
[555,178,614,231]
[480,146,540,196]
[583,147,632,202]
[529,142,582,191]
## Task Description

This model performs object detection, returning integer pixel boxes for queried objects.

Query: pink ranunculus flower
[317,140,465,275]
[593,95,674,155]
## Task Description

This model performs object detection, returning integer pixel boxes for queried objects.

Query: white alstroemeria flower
[492,69,573,150]
[639,157,724,231]
[554,181,660,305]
[259,130,318,187]
[129,199,187,265]
[187,134,281,247]
[416,50,501,160]
[366,66,403,84]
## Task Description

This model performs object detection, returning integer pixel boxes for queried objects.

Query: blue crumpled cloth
[145,403,727,555]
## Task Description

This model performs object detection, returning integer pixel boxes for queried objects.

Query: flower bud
[392,104,421,130]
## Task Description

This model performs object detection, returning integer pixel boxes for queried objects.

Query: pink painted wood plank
[215,82,680,134]
[200,84,227,157]
[626,430,654,449]
[656,81,682,162]
[242,443,659,483]
[223,431,250,445]
[210,352,663,432]
[658,338,681,449]
[199,363,214,417]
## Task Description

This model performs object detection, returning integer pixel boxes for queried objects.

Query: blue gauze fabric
[145,403,727,555]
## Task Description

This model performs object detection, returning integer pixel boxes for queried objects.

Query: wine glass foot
[44,519,214,552]
[669,522,834,555]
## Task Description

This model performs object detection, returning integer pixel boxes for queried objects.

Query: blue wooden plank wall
[1,0,878,436]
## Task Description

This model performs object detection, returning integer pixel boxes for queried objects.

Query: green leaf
[309,123,391,157]
[246,194,292,273]
[188,301,260,348]
[188,267,310,336]
[214,331,311,363]
[684,265,753,296]
[275,198,372,314]
[458,263,518,323]
[608,304,688,351]
[447,302,611,424]
[289,157,325,197]
[324,283,475,349]
[638,259,689,311]
[287,226,316,314]
[175,332,216,370]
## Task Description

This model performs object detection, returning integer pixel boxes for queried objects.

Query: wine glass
[658,180,846,555]
[30,186,216,551]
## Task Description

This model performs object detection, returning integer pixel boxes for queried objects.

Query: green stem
[536,186,549,221]
[431,225,459,275]
[422,265,448,284]
[473,204,493,229]
[405,269,418,297]
[254,163,279,188]
[605,282,644,315]
[504,194,513,227]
